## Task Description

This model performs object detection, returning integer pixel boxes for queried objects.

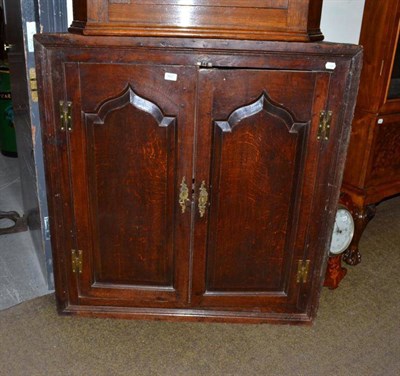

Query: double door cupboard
[341,0,400,266]
[35,34,362,324]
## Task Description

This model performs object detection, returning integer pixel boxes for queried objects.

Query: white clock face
[330,208,355,255]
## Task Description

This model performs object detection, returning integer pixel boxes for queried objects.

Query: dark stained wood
[69,0,324,42]
[323,255,347,290]
[34,33,362,323]
[341,0,400,266]
[85,90,175,286]
[65,63,196,307]
[367,113,400,188]
[340,192,376,266]
[353,0,400,114]
[191,70,329,312]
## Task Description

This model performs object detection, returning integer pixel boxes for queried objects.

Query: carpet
[1,197,399,376]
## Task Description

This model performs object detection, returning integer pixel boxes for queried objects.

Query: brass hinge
[71,249,83,274]
[296,260,310,284]
[29,68,38,103]
[317,110,332,141]
[59,101,73,131]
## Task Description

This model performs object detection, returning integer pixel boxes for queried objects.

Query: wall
[66,0,73,27]
[321,0,366,44]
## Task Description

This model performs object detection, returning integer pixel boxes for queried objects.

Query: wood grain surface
[70,0,324,41]
[34,34,362,323]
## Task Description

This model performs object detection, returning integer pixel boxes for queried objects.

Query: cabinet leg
[324,255,347,289]
[342,204,376,266]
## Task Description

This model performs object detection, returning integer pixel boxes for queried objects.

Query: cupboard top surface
[34,33,361,58]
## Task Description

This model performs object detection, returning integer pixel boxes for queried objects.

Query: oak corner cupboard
[69,0,324,42]
[34,33,362,324]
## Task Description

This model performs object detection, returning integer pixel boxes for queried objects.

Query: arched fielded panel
[85,86,176,286]
[207,93,308,293]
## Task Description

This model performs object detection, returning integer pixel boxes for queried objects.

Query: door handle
[198,181,209,218]
[179,177,190,213]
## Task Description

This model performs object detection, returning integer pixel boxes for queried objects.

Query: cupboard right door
[191,68,331,316]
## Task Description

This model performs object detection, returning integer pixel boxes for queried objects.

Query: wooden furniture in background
[34,33,361,323]
[341,0,400,266]
[323,255,347,290]
[69,0,324,41]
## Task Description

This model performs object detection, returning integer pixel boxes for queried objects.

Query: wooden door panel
[86,88,176,287]
[65,63,196,306]
[206,94,308,293]
[192,69,330,310]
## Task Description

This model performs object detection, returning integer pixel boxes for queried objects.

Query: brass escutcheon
[198,181,209,218]
[179,177,189,213]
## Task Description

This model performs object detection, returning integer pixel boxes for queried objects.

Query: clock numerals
[329,208,355,255]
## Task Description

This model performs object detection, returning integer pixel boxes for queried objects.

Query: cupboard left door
[46,61,196,310]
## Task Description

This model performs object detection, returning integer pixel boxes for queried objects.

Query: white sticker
[26,22,37,53]
[377,118,384,124]
[164,72,178,81]
[325,62,336,70]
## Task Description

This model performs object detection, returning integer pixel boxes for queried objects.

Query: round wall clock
[330,206,355,255]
